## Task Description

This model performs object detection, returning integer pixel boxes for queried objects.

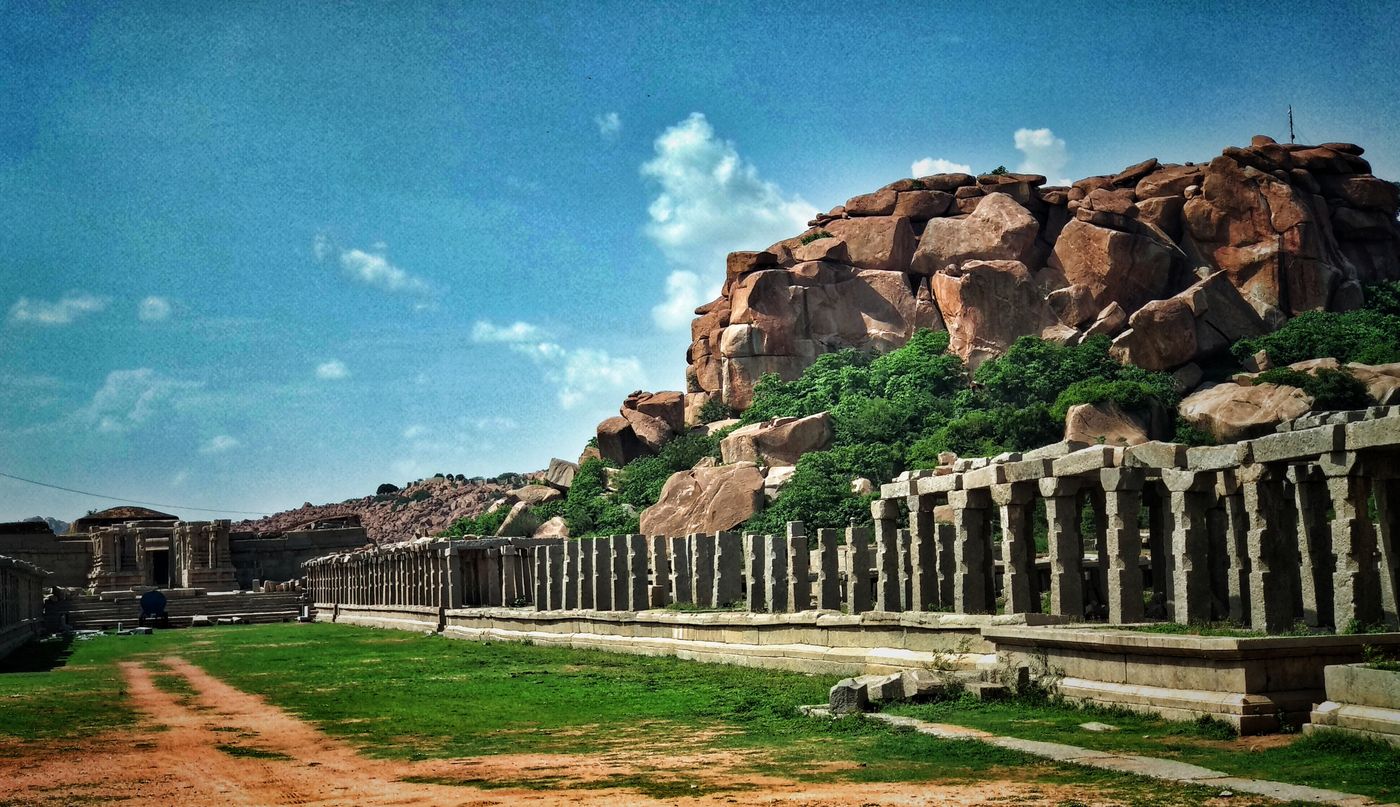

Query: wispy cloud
[313,236,434,302]
[8,293,108,326]
[137,296,173,322]
[911,156,972,176]
[594,111,622,138]
[1014,127,1070,185]
[315,360,350,380]
[640,112,816,332]
[199,434,240,454]
[471,318,640,409]
[80,368,202,434]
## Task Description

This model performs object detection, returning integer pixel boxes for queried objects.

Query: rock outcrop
[638,462,765,537]
[1178,381,1315,442]
[719,412,834,466]
[685,137,1400,410]
[1063,402,1149,447]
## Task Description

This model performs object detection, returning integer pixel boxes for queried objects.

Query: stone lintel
[879,480,912,499]
[990,481,1036,506]
[915,473,962,495]
[963,462,1006,489]
[1038,476,1082,498]
[1051,445,1119,476]
[1345,416,1400,451]
[1021,440,1091,460]
[1185,442,1251,471]
[1005,457,1054,483]
[1250,424,1345,464]
[1123,441,1187,469]
[1161,468,1214,493]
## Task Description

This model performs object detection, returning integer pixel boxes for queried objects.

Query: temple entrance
[149,550,171,589]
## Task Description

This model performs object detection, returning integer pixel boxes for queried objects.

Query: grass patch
[886,692,1400,801]
[0,634,153,740]
[1117,622,1264,638]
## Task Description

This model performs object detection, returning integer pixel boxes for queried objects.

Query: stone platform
[1307,662,1400,746]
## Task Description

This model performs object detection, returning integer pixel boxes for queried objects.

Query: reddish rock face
[1063,402,1149,447]
[638,462,765,537]
[596,416,647,466]
[719,412,834,467]
[623,390,686,433]
[683,137,1400,412]
[1178,382,1314,442]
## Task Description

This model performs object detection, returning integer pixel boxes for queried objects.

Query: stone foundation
[1306,662,1400,746]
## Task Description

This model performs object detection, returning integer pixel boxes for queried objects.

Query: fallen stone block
[829,678,870,714]
[857,673,905,704]
[189,615,212,627]
[965,681,1007,701]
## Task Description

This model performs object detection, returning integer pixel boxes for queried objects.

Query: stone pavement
[800,706,1376,805]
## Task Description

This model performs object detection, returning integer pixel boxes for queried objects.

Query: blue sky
[3,1,1398,522]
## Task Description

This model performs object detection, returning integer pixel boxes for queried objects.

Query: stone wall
[0,527,91,588]
[0,554,48,659]
[229,527,367,588]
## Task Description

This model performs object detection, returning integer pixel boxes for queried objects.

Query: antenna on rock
[1288,105,1295,144]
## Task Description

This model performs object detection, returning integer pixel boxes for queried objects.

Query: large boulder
[1109,297,1198,371]
[721,412,834,467]
[533,516,569,538]
[543,458,578,490]
[1049,218,1177,316]
[1063,402,1149,447]
[822,216,917,272]
[912,193,1038,275]
[495,501,540,537]
[596,416,648,465]
[621,407,674,453]
[638,462,765,537]
[623,390,686,433]
[931,260,1055,367]
[1178,382,1314,442]
[509,485,562,506]
[1344,362,1400,405]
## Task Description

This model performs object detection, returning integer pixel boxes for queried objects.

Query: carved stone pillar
[1163,469,1215,624]
[1041,477,1084,619]
[1100,468,1145,624]
[992,482,1037,615]
[948,488,994,614]
[907,493,938,612]
[1322,452,1383,630]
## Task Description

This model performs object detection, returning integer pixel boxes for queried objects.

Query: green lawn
[885,692,1400,802]
[0,623,1347,804]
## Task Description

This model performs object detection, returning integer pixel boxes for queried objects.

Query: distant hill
[22,516,70,535]
[235,475,522,543]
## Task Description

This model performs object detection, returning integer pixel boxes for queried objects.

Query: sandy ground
[0,656,1128,806]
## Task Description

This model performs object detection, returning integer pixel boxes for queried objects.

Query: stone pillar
[845,525,872,614]
[786,522,810,612]
[574,540,593,609]
[873,499,901,611]
[1163,469,1215,625]
[533,546,548,611]
[547,543,565,610]
[1144,484,1171,603]
[611,536,629,610]
[1322,453,1383,630]
[624,534,648,611]
[992,482,1037,615]
[691,533,716,608]
[1238,464,1299,633]
[1218,472,1251,623]
[445,545,463,610]
[713,531,742,608]
[1041,477,1084,619]
[592,536,613,610]
[744,533,766,611]
[816,527,841,610]
[1100,468,1145,624]
[1376,478,1400,627]
[764,533,789,613]
[669,535,693,604]
[1289,465,1334,627]
[500,549,520,606]
[907,493,938,612]
[563,540,581,610]
[948,488,994,614]
[648,535,670,609]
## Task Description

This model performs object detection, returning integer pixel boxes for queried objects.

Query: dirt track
[0,657,1118,805]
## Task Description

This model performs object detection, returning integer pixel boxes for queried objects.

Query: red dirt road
[0,657,1117,806]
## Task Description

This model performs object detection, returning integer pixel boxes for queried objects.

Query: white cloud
[470,416,519,431]
[137,296,172,322]
[594,111,622,138]
[313,236,433,300]
[80,368,201,434]
[1014,127,1071,185]
[910,157,973,176]
[652,270,705,332]
[199,434,240,454]
[641,112,816,277]
[472,319,640,409]
[402,424,428,440]
[316,360,350,380]
[471,320,545,344]
[8,293,108,326]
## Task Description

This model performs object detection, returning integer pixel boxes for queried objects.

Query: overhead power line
[0,470,269,516]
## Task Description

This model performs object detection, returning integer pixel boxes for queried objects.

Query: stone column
[692,533,716,608]
[548,543,565,610]
[669,535,693,604]
[445,545,463,610]
[1238,464,1299,633]
[1289,465,1334,627]
[563,540,581,609]
[845,525,872,614]
[1217,472,1251,623]
[592,536,613,610]
[764,533,789,613]
[1100,468,1145,624]
[714,531,742,608]
[533,546,548,611]
[744,533,766,611]
[611,536,629,610]
[1376,478,1400,627]
[907,493,938,612]
[575,540,594,609]
[816,527,841,610]
[1322,453,1383,630]
[648,535,670,609]
[786,522,810,612]
[948,488,994,614]
[872,499,901,611]
[1163,469,1215,625]
[992,482,1037,615]
[500,549,520,606]
[625,534,648,611]
[1041,477,1084,619]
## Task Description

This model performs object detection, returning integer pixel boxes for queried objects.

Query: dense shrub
[744,444,900,536]
[696,397,738,424]
[440,505,510,538]
[1233,309,1400,366]
[1253,368,1371,411]
[375,483,400,495]
[561,458,638,537]
[614,432,723,510]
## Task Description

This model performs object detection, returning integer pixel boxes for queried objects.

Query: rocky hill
[235,476,516,542]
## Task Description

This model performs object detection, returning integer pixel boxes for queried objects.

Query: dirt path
[0,657,1137,805]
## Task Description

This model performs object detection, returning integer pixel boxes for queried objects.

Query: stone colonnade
[876,408,1400,632]
[0,554,48,657]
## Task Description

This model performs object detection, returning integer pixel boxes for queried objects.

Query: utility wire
[0,470,269,516]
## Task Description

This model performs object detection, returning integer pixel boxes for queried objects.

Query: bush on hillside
[561,458,638,537]
[743,444,900,536]
[1232,283,1400,367]
[614,432,723,510]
